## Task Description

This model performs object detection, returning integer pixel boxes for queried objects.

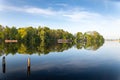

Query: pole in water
[2,56,6,73]
[27,57,30,76]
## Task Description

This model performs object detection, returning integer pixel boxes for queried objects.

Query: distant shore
[105,39,120,42]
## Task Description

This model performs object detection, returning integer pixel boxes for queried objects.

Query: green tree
[9,27,18,39]
[75,32,83,43]
[0,25,4,41]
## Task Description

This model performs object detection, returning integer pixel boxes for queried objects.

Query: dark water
[0,41,120,80]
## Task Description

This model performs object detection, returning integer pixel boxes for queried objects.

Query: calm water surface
[0,41,120,80]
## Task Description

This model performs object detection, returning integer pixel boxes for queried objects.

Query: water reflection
[0,42,120,80]
[2,56,6,73]
[0,41,104,56]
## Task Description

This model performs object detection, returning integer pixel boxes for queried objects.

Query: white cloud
[0,5,102,20]
[0,5,85,17]
[0,5,56,16]
[63,11,102,22]
[55,3,68,7]
[25,7,55,15]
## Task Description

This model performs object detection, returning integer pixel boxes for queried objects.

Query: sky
[0,0,120,39]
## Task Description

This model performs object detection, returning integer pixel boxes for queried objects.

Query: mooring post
[27,57,30,76]
[2,56,6,73]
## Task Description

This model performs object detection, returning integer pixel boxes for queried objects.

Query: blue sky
[0,0,120,39]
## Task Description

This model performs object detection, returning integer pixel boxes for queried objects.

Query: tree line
[0,25,104,45]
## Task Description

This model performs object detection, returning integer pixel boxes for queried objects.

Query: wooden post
[2,56,6,73]
[27,57,30,76]
[27,58,30,67]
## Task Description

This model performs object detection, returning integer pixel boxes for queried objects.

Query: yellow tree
[18,28,27,40]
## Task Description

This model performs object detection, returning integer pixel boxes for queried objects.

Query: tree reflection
[75,42,84,49]
[0,41,104,56]
[83,41,104,51]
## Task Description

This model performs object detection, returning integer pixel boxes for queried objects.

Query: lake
[0,41,120,80]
